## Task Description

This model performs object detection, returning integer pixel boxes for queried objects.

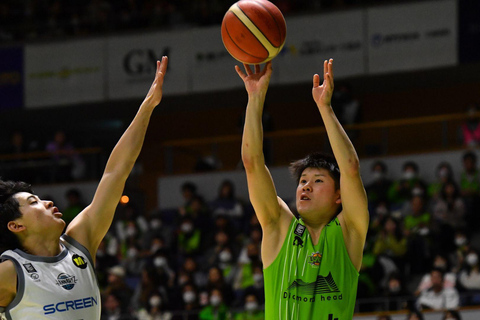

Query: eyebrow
[300,173,326,177]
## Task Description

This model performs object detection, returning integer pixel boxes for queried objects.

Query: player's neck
[301,215,332,245]
[21,236,62,257]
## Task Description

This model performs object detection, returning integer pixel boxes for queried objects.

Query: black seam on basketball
[234,4,275,49]
[249,0,284,46]
[228,9,270,59]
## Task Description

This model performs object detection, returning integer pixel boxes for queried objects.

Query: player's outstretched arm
[312,59,368,271]
[236,63,293,259]
[66,56,169,259]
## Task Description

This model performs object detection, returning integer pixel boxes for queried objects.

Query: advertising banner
[25,39,105,108]
[275,11,366,84]
[367,0,457,74]
[0,46,23,110]
[107,31,190,99]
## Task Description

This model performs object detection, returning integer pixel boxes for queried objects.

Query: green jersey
[263,217,359,320]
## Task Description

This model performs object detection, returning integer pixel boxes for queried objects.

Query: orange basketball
[221,0,287,64]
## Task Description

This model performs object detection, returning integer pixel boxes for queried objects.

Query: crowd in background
[32,149,477,319]
[0,0,427,43]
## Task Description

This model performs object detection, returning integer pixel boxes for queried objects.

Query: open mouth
[300,195,310,201]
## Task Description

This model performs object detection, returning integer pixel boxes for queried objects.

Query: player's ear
[335,190,342,204]
[7,220,26,233]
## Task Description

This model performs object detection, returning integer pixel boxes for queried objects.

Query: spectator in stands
[388,161,427,210]
[131,265,167,312]
[62,188,86,224]
[203,230,236,270]
[406,310,424,320]
[442,309,462,320]
[416,268,460,310]
[234,293,265,320]
[178,181,198,217]
[45,130,83,181]
[460,102,480,147]
[431,180,465,230]
[102,291,136,320]
[174,283,200,319]
[210,180,244,221]
[383,273,409,310]
[459,151,480,232]
[103,265,133,316]
[404,195,432,275]
[198,288,228,320]
[366,160,393,211]
[415,254,456,296]
[96,238,120,289]
[233,244,261,298]
[202,266,234,307]
[428,162,455,200]
[176,216,202,257]
[458,248,480,305]
[0,131,37,182]
[373,216,407,273]
[377,315,391,320]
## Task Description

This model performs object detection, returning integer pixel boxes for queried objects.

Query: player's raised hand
[235,61,272,97]
[312,58,334,108]
[143,56,168,108]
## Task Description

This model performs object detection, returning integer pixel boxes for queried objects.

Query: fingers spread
[244,63,253,75]
[235,65,246,79]
[255,64,261,74]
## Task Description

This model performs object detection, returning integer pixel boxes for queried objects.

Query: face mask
[181,223,193,233]
[154,257,167,268]
[127,247,137,258]
[434,262,447,270]
[183,291,196,304]
[150,219,162,229]
[403,171,415,180]
[151,243,161,253]
[412,187,424,196]
[253,274,263,283]
[126,225,137,237]
[210,295,221,306]
[438,168,449,178]
[372,171,384,181]
[245,301,258,311]
[149,295,161,307]
[219,250,232,262]
[466,253,479,266]
[455,237,467,247]
[389,284,401,293]
[376,206,388,216]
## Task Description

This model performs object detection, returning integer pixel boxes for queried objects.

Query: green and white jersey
[263,217,359,320]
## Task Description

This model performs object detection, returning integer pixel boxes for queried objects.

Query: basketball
[221,0,287,64]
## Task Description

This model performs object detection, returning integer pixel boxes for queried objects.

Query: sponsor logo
[123,48,170,78]
[307,251,322,267]
[72,254,88,269]
[23,263,37,273]
[30,273,40,281]
[294,224,305,237]
[55,273,77,290]
[283,272,342,303]
[43,296,98,315]
[293,236,304,247]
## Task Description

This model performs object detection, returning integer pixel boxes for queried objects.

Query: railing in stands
[161,112,478,175]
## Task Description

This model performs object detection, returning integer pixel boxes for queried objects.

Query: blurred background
[1,0,480,319]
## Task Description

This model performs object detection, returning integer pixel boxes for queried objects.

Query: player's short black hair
[289,152,340,190]
[0,179,33,252]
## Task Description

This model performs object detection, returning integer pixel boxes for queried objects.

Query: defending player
[236,59,369,319]
[0,56,169,320]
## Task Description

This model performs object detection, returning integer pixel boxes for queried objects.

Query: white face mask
[245,301,258,311]
[210,295,221,307]
[372,171,384,181]
[466,253,479,266]
[455,237,467,247]
[154,257,167,268]
[149,295,161,307]
[183,291,196,304]
[412,187,424,196]
[219,250,232,262]
[253,274,263,283]
[126,225,137,237]
[438,168,449,178]
[127,247,137,258]
[181,223,193,233]
[150,219,162,229]
[403,171,415,180]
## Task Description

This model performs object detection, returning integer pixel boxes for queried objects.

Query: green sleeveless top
[263,217,359,320]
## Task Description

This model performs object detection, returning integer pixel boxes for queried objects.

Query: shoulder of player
[0,260,17,305]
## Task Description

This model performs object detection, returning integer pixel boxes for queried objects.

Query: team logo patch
[30,273,40,281]
[72,254,88,269]
[294,224,306,237]
[55,273,77,290]
[308,251,322,267]
[23,263,37,273]
[293,236,304,247]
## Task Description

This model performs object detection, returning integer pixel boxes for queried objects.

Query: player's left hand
[312,58,334,107]
[143,56,168,108]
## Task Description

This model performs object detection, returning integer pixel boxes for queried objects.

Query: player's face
[13,192,65,234]
[296,167,341,217]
